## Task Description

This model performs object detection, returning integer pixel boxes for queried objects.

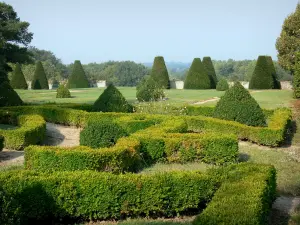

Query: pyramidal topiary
[213,82,266,127]
[93,84,133,112]
[294,53,300,99]
[249,56,277,90]
[184,58,210,89]
[56,84,71,98]
[31,61,49,89]
[266,56,281,89]
[10,63,28,89]
[67,60,89,89]
[0,81,23,107]
[203,57,218,89]
[150,56,170,89]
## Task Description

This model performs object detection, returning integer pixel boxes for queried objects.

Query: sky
[4,0,300,64]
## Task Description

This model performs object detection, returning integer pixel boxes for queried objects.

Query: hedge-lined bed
[0,111,46,150]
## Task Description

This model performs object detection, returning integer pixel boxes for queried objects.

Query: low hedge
[25,138,142,173]
[0,170,216,224]
[0,112,46,150]
[194,163,276,225]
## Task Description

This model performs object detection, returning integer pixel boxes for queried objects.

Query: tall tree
[10,63,28,89]
[0,2,33,105]
[276,4,300,73]
[67,60,89,88]
[184,58,210,89]
[31,61,49,89]
[294,53,300,98]
[203,56,218,88]
[150,56,170,89]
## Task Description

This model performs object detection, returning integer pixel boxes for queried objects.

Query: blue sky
[4,0,299,64]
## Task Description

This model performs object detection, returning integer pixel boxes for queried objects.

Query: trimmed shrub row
[0,111,46,150]
[0,170,216,224]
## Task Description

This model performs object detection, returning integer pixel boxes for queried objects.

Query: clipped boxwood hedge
[0,111,46,150]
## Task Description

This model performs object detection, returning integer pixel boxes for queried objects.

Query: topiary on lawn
[93,84,133,112]
[10,63,28,89]
[31,61,49,89]
[0,81,23,107]
[80,120,128,148]
[56,84,71,98]
[136,76,165,102]
[184,58,210,89]
[150,56,170,89]
[67,60,89,89]
[267,56,281,89]
[249,56,277,89]
[203,56,218,89]
[294,53,300,99]
[216,78,229,91]
[213,82,266,127]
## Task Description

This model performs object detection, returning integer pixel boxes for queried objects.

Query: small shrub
[93,84,133,112]
[213,82,266,127]
[56,85,71,98]
[216,78,229,91]
[136,77,165,102]
[80,120,128,148]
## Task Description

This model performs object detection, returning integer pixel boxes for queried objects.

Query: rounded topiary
[31,61,49,89]
[56,84,71,98]
[67,60,89,89]
[80,120,128,148]
[10,63,28,89]
[213,82,266,127]
[203,56,218,89]
[0,81,23,107]
[93,84,133,112]
[136,76,165,102]
[184,58,210,89]
[150,56,170,89]
[216,78,229,91]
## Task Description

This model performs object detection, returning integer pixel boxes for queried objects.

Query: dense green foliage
[294,53,300,98]
[93,84,133,112]
[10,63,28,89]
[31,61,49,89]
[56,85,71,98]
[184,58,210,89]
[276,4,300,72]
[266,56,281,89]
[0,135,3,151]
[136,76,165,102]
[216,78,229,91]
[150,56,170,89]
[80,120,128,148]
[0,81,23,106]
[203,57,218,88]
[214,82,266,126]
[67,60,89,88]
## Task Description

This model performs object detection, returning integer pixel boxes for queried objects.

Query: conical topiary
[150,56,170,89]
[266,56,281,89]
[93,84,133,112]
[216,78,229,91]
[203,57,218,89]
[31,61,49,89]
[67,60,89,89]
[249,56,277,89]
[10,63,28,89]
[56,84,71,98]
[213,82,266,127]
[0,81,23,107]
[184,58,210,89]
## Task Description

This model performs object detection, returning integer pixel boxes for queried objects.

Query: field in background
[16,88,293,109]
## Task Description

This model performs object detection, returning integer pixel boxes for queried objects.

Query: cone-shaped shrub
[266,56,281,89]
[31,61,49,89]
[10,63,28,89]
[294,53,300,98]
[213,82,266,127]
[56,85,71,98]
[93,84,133,112]
[150,56,170,89]
[184,58,210,89]
[67,60,89,89]
[216,78,229,91]
[0,81,23,107]
[203,57,218,89]
[249,56,277,89]
[136,77,165,102]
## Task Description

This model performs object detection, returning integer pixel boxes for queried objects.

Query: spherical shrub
[80,120,128,148]
[136,76,165,102]
[56,85,71,98]
[216,78,229,91]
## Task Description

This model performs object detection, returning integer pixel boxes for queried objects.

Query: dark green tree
[0,2,33,105]
[294,53,300,98]
[216,78,229,91]
[249,56,276,89]
[67,60,89,88]
[10,63,28,89]
[213,82,266,127]
[266,56,281,89]
[203,56,218,88]
[150,56,170,89]
[93,84,133,112]
[31,61,49,89]
[184,58,210,89]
